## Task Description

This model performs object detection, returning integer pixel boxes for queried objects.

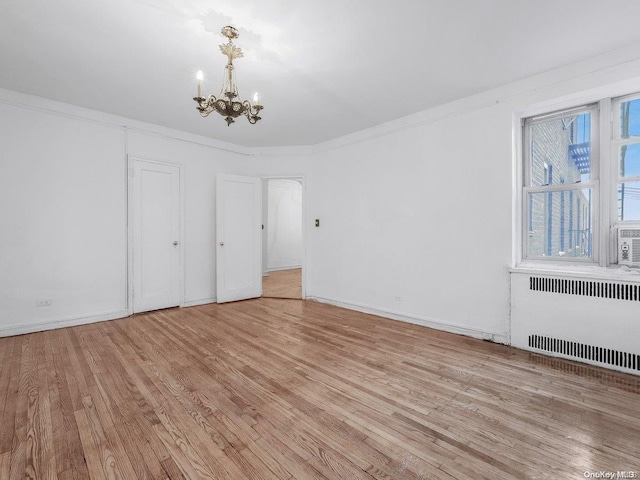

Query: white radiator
[510,271,640,375]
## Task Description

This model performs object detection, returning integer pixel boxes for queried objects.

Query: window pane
[618,182,640,221]
[529,112,591,186]
[527,188,593,259]
[620,98,640,139]
[620,143,640,177]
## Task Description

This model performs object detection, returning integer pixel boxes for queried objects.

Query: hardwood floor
[1,298,639,479]
[262,269,301,299]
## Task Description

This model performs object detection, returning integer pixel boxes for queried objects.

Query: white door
[216,174,262,303]
[131,159,181,313]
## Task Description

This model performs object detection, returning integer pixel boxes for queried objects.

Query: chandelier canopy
[193,26,263,126]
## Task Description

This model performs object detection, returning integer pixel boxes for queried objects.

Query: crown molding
[310,42,640,156]
[4,40,640,159]
[247,145,314,157]
[0,88,252,156]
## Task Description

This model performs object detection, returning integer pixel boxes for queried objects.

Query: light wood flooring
[262,268,301,299]
[1,298,640,479]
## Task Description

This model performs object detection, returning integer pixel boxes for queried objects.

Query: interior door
[131,159,181,313]
[216,174,262,303]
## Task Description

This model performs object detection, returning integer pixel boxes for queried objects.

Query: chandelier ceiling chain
[193,26,263,126]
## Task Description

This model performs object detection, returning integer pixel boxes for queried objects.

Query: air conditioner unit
[618,228,640,266]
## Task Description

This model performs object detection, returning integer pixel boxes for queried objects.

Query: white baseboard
[308,296,509,344]
[183,297,217,307]
[0,309,130,338]
[0,297,220,337]
[267,265,302,272]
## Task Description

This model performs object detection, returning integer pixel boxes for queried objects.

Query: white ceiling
[2,0,640,148]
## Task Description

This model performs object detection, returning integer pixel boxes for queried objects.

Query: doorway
[262,177,304,299]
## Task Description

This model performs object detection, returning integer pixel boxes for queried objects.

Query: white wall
[307,107,512,340]
[267,179,302,271]
[0,103,128,334]
[0,91,310,335]
[305,44,640,343]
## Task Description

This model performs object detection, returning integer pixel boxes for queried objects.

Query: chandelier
[193,26,263,126]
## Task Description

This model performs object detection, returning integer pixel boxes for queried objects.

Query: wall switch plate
[315,219,320,227]
[36,299,53,307]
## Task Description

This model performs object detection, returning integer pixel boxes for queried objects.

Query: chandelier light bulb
[196,70,203,97]
[253,92,261,106]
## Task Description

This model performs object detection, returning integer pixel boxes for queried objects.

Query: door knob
[219,241,224,247]
[173,241,179,246]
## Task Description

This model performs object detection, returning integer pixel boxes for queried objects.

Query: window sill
[510,262,640,283]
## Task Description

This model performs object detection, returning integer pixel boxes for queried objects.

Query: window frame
[521,103,600,264]
[612,92,640,224]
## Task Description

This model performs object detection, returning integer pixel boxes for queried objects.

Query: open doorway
[262,177,303,299]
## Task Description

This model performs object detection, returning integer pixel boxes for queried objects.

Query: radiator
[510,272,640,375]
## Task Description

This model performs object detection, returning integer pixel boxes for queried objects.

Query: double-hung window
[523,104,598,262]
[614,94,640,222]
[521,91,640,266]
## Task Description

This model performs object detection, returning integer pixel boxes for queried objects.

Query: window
[616,96,640,221]
[521,92,640,265]
[523,105,597,261]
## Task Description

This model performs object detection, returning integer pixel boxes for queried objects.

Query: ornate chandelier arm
[194,94,219,117]
[242,99,263,124]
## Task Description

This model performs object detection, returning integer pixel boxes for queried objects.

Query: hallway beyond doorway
[262,268,301,299]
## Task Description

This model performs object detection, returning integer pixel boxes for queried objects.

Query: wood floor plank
[161,457,186,480]
[0,336,16,425]
[237,442,293,480]
[49,329,91,479]
[0,451,10,480]
[10,335,34,480]
[80,394,124,480]
[74,406,108,480]
[0,336,21,456]
[87,379,142,480]
[2,298,640,479]
[36,331,57,479]
[151,408,220,480]
[61,329,92,411]
[44,331,69,476]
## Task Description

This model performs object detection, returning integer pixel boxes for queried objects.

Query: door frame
[261,174,307,299]
[127,155,185,315]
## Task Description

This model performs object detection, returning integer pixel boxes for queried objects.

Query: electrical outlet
[35,299,53,307]
[394,295,403,302]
